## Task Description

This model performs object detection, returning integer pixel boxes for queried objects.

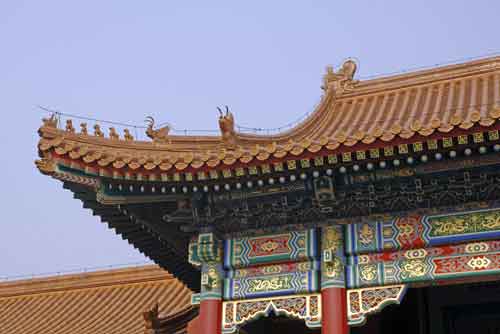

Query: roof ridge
[0,265,174,298]
[343,55,500,98]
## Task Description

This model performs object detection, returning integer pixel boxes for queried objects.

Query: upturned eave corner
[34,157,56,176]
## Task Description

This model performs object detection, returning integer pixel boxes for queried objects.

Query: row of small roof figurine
[64,119,136,141]
[58,106,235,142]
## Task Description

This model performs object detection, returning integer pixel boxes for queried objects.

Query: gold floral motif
[358,224,374,245]
[397,223,415,237]
[467,256,491,270]
[483,214,500,229]
[360,264,378,282]
[465,242,489,254]
[402,259,427,278]
[324,257,343,278]
[260,240,280,253]
[202,264,221,290]
[404,249,427,259]
[430,211,500,237]
[323,226,341,251]
[248,276,292,293]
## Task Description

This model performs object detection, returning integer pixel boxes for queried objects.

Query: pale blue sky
[1,1,499,278]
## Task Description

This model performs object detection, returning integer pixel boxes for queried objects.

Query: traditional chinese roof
[37,56,500,180]
[0,265,193,334]
[34,55,500,291]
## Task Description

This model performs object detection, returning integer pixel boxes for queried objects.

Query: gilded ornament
[401,259,427,278]
[94,124,104,137]
[360,264,377,282]
[80,123,88,135]
[202,265,220,290]
[488,130,500,140]
[483,215,500,229]
[65,119,75,133]
[404,249,427,259]
[109,127,119,140]
[35,158,56,175]
[218,105,237,147]
[323,227,341,251]
[430,211,500,237]
[321,60,358,95]
[397,222,415,237]
[324,257,342,278]
[42,114,58,127]
[467,256,491,270]
[358,224,374,246]
[260,240,280,253]
[465,242,489,254]
[248,276,292,293]
[145,116,170,142]
[123,129,134,141]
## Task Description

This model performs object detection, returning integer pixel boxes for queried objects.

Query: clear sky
[1,1,499,278]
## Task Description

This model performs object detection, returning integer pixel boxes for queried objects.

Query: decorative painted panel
[321,225,346,289]
[224,229,317,269]
[348,240,500,265]
[188,233,222,267]
[347,241,500,288]
[227,261,319,278]
[200,262,224,300]
[222,294,321,333]
[188,232,224,301]
[224,269,319,300]
[346,209,500,255]
[347,285,407,326]
[198,233,221,262]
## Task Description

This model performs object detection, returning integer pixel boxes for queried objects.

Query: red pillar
[199,299,222,334]
[322,287,348,334]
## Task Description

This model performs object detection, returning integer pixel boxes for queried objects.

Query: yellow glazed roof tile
[36,56,500,176]
[0,265,191,334]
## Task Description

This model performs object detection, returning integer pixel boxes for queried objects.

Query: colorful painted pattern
[188,233,224,301]
[224,229,317,269]
[197,233,221,262]
[222,294,321,333]
[347,243,500,288]
[346,209,500,255]
[188,233,221,267]
[228,261,319,278]
[349,240,500,265]
[321,225,346,289]
[224,270,319,300]
[347,285,407,326]
[200,262,224,301]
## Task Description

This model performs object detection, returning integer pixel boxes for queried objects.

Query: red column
[199,299,222,334]
[322,287,348,334]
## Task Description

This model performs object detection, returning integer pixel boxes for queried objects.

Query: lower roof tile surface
[0,265,192,334]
